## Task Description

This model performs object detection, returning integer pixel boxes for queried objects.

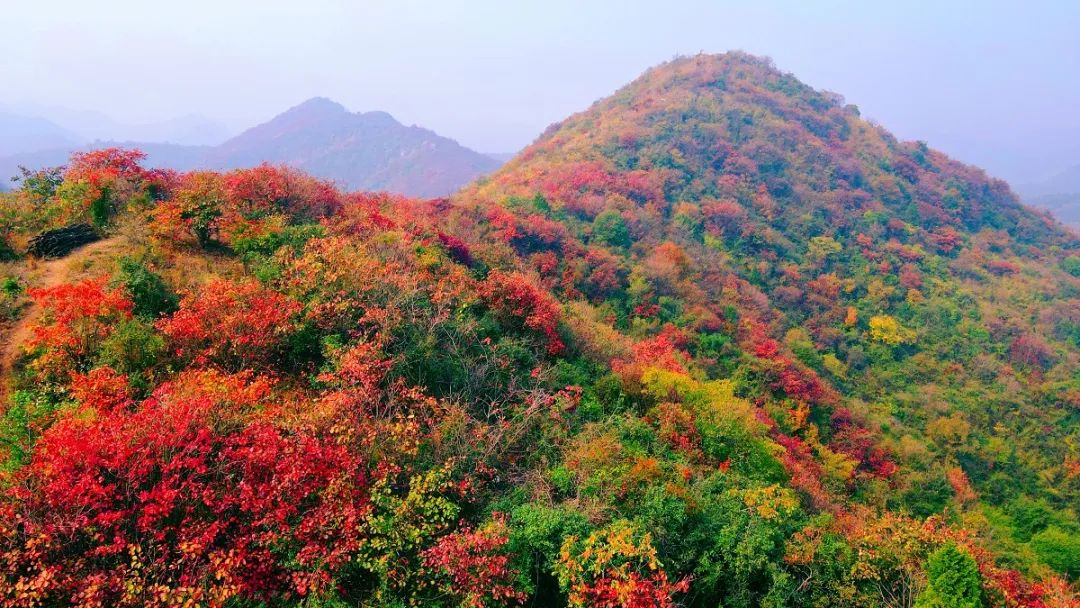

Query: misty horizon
[2,0,1079,185]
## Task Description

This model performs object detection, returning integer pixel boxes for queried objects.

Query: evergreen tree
[915,544,985,608]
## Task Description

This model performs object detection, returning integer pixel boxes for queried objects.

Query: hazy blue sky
[3,0,1078,182]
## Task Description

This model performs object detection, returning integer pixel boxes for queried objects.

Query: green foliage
[114,256,178,318]
[1062,255,1080,277]
[914,544,985,608]
[1029,526,1080,578]
[88,186,113,228]
[351,466,461,605]
[592,209,631,248]
[233,223,325,258]
[97,318,165,383]
[14,165,64,201]
[900,475,954,519]
[1007,496,1053,543]
[0,390,71,470]
[0,276,23,321]
[506,502,589,598]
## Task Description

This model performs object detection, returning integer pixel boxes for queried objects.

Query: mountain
[484,151,518,163]
[1017,164,1080,199]
[1024,192,1080,227]
[461,51,1079,585]
[205,97,500,196]
[0,54,1076,607]
[0,112,83,156]
[0,103,230,146]
[0,98,499,198]
[1017,165,1080,226]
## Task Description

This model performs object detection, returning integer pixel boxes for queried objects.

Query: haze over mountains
[1015,165,1080,226]
[0,98,501,197]
[0,102,230,150]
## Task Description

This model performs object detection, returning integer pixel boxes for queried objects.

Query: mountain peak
[284,97,350,119]
[357,110,400,127]
[478,52,1067,248]
[200,96,497,196]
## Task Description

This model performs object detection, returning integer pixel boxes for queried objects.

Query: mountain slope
[459,51,1079,575]
[206,97,500,196]
[0,112,83,157]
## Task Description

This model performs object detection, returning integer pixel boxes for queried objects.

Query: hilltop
[463,50,1079,586]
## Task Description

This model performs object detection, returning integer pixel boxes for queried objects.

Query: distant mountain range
[0,103,230,149]
[0,98,502,197]
[1015,164,1080,226]
[0,112,84,157]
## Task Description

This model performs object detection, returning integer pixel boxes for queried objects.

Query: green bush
[115,256,178,318]
[592,209,631,248]
[1030,526,1080,578]
[915,544,985,608]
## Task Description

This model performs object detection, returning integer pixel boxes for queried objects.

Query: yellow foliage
[822,353,847,378]
[868,315,914,345]
[638,367,757,428]
[808,236,842,262]
[926,413,971,448]
[736,484,799,521]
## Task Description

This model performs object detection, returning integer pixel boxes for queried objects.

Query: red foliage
[748,322,830,403]
[420,517,525,608]
[774,366,826,403]
[653,403,699,453]
[580,247,625,301]
[754,338,781,359]
[829,408,898,480]
[0,377,369,605]
[222,164,293,217]
[64,148,149,184]
[26,276,133,381]
[157,279,302,370]
[898,264,923,290]
[326,192,405,237]
[1008,334,1055,370]
[774,433,832,510]
[614,326,692,378]
[69,367,134,412]
[983,568,1057,608]
[574,572,690,608]
[480,271,565,355]
[987,259,1021,276]
[702,198,747,237]
[437,231,474,266]
[219,164,341,230]
[929,226,962,254]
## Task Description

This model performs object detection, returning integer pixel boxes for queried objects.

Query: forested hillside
[0,53,1076,607]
